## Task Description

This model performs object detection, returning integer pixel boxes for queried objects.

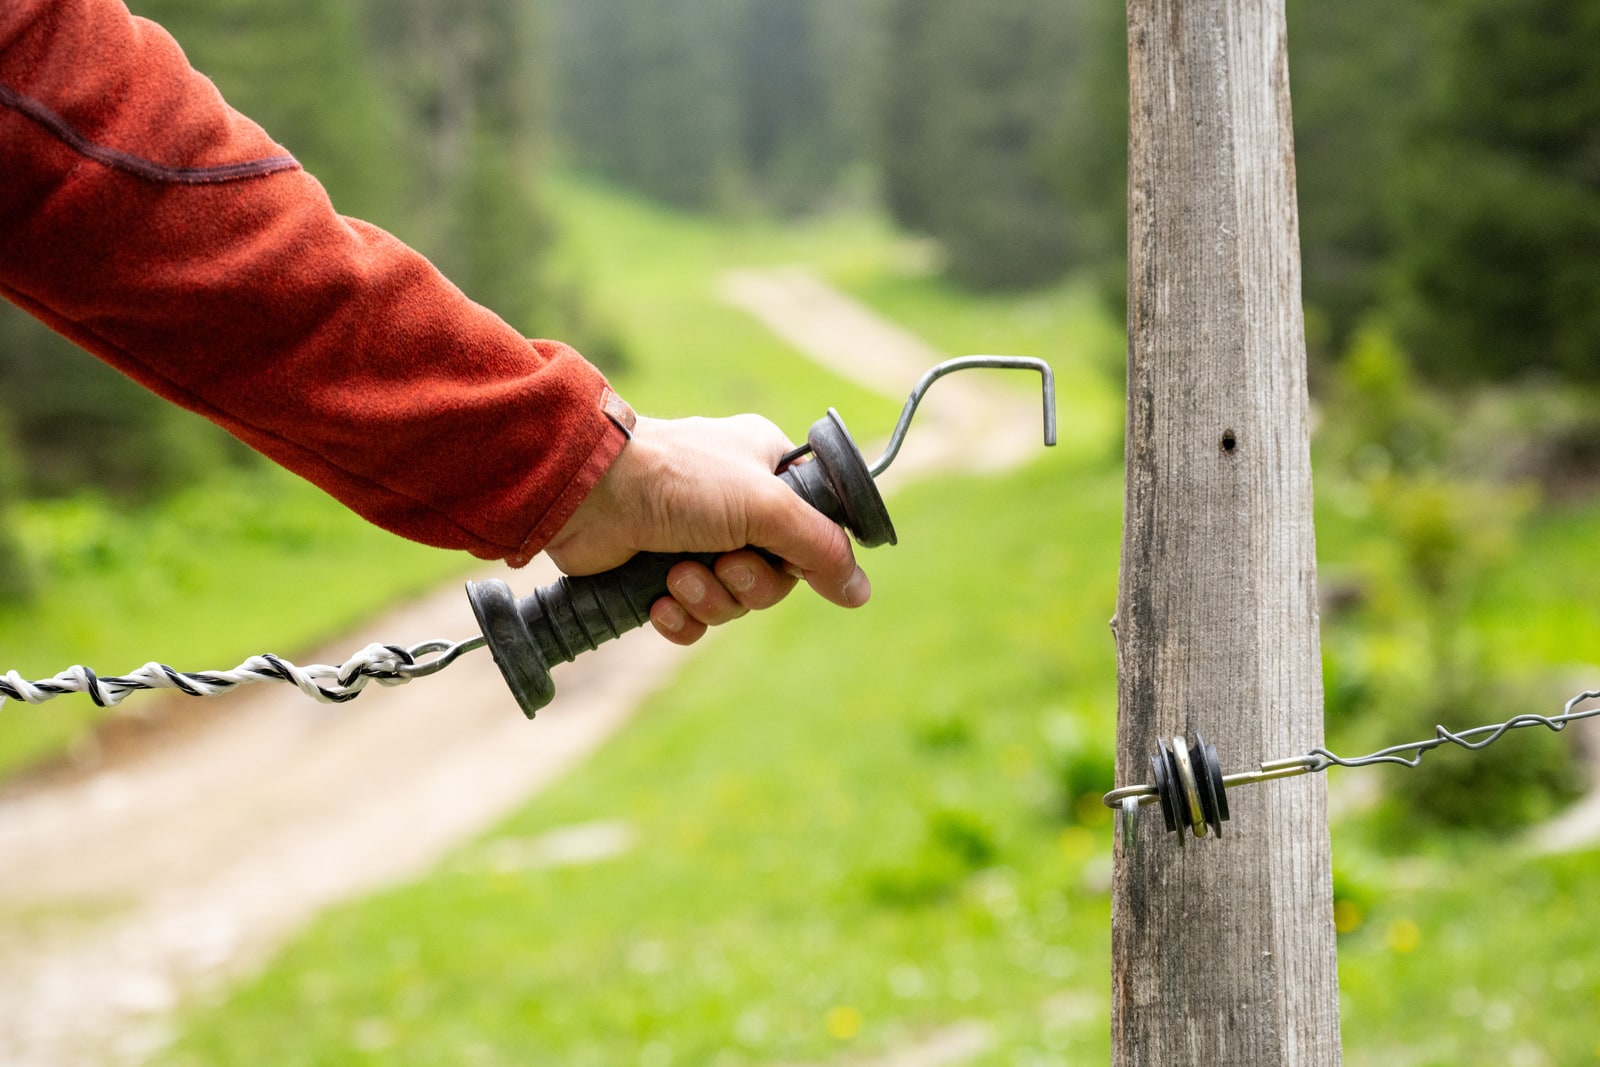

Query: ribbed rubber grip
[526,551,720,667]
[467,408,892,717]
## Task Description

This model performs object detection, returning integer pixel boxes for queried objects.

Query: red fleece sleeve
[0,0,629,566]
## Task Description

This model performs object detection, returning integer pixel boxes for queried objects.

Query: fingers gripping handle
[466,409,890,717]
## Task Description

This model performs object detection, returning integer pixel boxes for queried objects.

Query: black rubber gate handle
[466,409,893,717]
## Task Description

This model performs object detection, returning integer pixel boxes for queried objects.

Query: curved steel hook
[868,355,1057,477]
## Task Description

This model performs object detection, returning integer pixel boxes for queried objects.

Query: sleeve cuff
[502,386,636,568]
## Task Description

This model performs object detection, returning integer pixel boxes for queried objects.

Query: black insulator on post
[1150,734,1230,840]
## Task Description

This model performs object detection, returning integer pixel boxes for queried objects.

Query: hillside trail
[0,267,1052,1067]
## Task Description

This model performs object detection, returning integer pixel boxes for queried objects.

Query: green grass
[1473,500,1600,672]
[150,459,1600,1067]
[1336,842,1600,1067]
[0,465,474,777]
[159,454,1127,1067]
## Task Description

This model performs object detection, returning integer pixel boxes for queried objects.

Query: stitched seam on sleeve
[0,80,299,184]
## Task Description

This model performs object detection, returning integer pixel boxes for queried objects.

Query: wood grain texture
[1110,0,1341,1063]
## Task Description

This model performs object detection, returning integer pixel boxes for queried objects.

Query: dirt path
[0,559,692,1066]
[0,268,1050,1067]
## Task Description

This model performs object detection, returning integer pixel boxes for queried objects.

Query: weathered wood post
[1110,0,1342,1063]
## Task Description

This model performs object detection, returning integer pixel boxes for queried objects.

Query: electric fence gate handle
[0,356,1054,717]
[465,355,1057,717]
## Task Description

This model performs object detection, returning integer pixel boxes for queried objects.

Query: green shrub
[863,806,1000,907]
[1041,710,1117,826]
[1379,676,1586,834]
[1328,470,1583,834]
[0,415,34,603]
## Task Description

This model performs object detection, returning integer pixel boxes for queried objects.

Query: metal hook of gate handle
[777,355,1058,476]
[868,355,1057,477]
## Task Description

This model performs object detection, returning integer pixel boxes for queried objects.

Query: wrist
[544,415,661,570]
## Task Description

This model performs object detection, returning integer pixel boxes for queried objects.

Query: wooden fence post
[1110,0,1342,1063]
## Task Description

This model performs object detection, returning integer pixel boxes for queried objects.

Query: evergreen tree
[878,0,1080,289]
[618,0,742,210]
[1388,0,1600,383]
[1049,0,1127,307]
[548,0,740,209]
[361,0,553,331]
[737,0,844,212]
[803,0,884,206]
[1285,0,1427,362]
[876,0,941,235]
[134,0,409,224]
[548,0,873,212]
[0,311,241,499]
[546,0,637,187]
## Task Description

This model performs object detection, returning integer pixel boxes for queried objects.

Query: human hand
[543,414,871,645]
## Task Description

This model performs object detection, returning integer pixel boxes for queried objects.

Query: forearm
[0,0,627,564]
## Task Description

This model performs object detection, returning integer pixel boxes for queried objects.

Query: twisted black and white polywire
[0,635,485,709]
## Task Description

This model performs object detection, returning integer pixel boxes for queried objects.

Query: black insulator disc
[811,409,897,547]
[1151,739,1180,833]
[1192,733,1228,838]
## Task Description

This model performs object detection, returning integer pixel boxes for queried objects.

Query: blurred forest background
[3,0,1600,1061]
[3,0,1598,584]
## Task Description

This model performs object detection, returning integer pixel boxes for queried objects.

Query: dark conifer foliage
[1387,0,1600,383]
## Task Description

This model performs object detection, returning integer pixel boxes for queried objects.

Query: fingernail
[724,564,754,592]
[843,568,870,607]
[672,572,706,603]
[657,602,686,633]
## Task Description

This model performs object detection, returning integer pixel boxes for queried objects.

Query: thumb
[747,481,871,608]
